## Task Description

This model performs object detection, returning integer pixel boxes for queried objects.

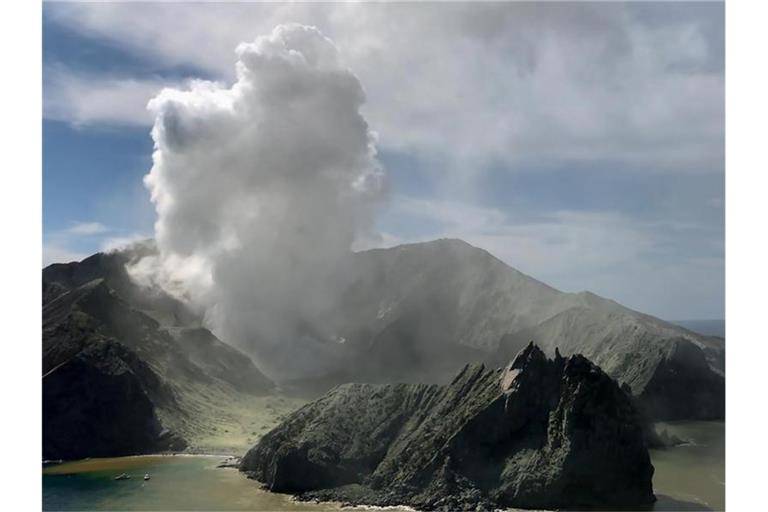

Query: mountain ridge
[241,342,656,511]
[307,238,725,420]
[44,237,725,424]
[42,247,275,459]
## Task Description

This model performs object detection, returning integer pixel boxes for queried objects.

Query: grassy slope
[156,382,307,455]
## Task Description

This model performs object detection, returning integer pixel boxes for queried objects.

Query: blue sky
[42,2,724,320]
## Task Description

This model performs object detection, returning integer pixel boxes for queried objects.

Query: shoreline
[44,452,240,465]
[44,421,723,511]
[43,455,418,512]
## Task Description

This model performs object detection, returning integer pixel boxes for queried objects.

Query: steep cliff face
[42,247,273,459]
[43,338,185,460]
[241,343,655,511]
[636,338,725,420]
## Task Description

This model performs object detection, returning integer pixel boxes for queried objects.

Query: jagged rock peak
[510,340,546,369]
[501,341,550,392]
[241,344,655,511]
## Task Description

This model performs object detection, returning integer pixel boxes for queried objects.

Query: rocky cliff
[43,337,184,459]
[241,343,655,511]
[42,246,273,460]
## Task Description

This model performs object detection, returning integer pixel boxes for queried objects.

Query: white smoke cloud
[136,24,385,378]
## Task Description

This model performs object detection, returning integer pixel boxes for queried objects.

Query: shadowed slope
[42,247,273,459]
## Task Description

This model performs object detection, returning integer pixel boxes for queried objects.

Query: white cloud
[45,2,724,172]
[394,197,508,235]
[388,196,650,280]
[42,4,724,318]
[44,68,168,126]
[43,221,144,267]
[66,221,109,235]
[383,195,723,318]
[43,245,87,267]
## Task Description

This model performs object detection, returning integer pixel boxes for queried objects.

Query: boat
[143,474,150,481]
[114,473,130,481]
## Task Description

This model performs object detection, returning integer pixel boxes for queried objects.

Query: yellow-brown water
[43,455,403,511]
[43,422,724,511]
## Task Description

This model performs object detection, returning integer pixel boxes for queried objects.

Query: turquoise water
[43,422,724,511]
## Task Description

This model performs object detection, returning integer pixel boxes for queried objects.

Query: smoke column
[137,24,386,377]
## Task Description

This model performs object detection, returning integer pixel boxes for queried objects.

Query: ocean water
[43,455,377,512]
[651,421,725,511]
[43,422,724,512]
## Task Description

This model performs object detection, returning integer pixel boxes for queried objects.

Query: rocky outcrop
[240,343,655,511]
[496,308,725,421]
[42,246,274,459]
[43,338,186,460]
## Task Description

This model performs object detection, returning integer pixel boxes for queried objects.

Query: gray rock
[217,456,243,468]
[241,343,655,511]
[42,246,273,459]
[43,338,186,460]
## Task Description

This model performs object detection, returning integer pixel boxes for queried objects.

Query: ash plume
[134,24,386,378]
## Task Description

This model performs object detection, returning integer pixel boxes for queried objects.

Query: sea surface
[43,455,376,512]
[43,422,724,512]
[650,421,725,511]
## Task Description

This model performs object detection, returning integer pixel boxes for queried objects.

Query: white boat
[143,474,150,481]
[114,473,130,481]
